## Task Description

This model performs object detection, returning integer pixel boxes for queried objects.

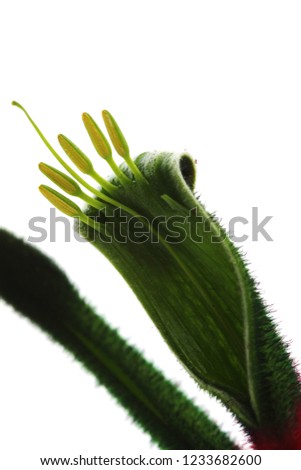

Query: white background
[0,0,301,466]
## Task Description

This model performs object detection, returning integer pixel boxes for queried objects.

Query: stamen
[102,110,129,159]
[39,162,82,196]
[39,163,106,211]
[57,135,93,174]
[102,110,147,184]
[58,134,118,194]
[82,113,112,158]
[12,102,108,198]
[82,112,130,185]
[39,185,102,232]
[39,184,82,218]
[12,102,143,220]
[12,102,121,202]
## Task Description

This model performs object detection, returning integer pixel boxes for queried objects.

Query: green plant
[1,102,300,449]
